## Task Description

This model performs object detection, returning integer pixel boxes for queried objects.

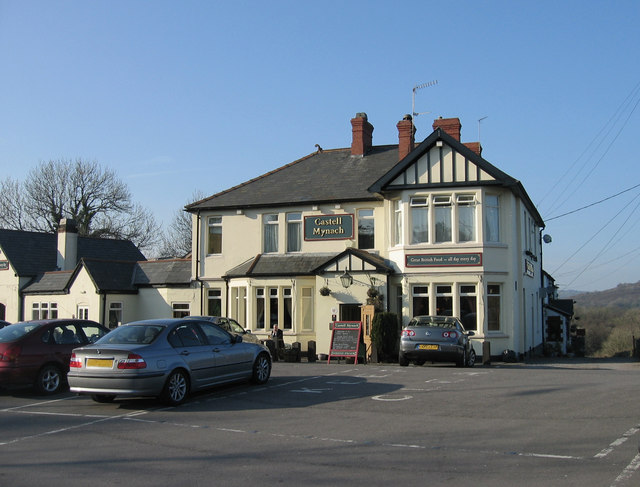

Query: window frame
[286,212,302,253]
[263,214,279,254]
[357,208,375,250]
[487,284,502,332]
[410,197,429,244]
[207,216,223,255]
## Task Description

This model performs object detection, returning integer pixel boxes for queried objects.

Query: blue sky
[1,0,639,292]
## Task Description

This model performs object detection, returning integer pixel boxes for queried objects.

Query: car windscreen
[407,318,458,329]
[97,325,164,345]
[0,322,42,342]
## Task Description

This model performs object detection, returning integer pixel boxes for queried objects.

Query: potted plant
[319,286,331,296]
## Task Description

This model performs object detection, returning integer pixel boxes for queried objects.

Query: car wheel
[160,369,189,406]
[251,353,271,384]
[466,349,476,367]
[35,364,64,394]
[91,394,116,403]
[399,352,409,366]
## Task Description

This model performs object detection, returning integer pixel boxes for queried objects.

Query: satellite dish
[543,234,552,243]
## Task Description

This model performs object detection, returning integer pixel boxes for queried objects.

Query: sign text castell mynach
[304,214,354,241]
[406,253,482,267]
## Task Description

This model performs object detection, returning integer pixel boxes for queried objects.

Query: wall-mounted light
[340,270,353,288]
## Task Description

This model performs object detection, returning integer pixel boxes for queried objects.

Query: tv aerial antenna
[478,116,488,143]
[412,80,438,120]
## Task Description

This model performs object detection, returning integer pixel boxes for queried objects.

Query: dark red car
[0,319,110,394]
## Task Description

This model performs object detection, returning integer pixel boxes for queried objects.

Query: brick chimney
[432,117,461,141]
[351,112,374,156]
[57,218,78,271]
[397,114,416,160]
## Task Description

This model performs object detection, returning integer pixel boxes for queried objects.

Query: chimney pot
[351,112,374,156]
[397,115,416,160]
[432,117,461,141]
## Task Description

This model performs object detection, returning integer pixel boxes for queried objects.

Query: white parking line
[611,453,640,486]
[0,409,148,446]
[595,426,640,458]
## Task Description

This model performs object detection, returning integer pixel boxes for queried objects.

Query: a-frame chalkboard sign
[328,321,362,364]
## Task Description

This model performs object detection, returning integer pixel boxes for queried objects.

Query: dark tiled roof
[186,146,399,211]
[226,253,336,277]
[83,259,138,292]
[133,259,192,286]
[22,258,193,294]
[0,229,57,276]
[225,249,394,278]
[0,228,146,277]
[21,271,74,294]
[547,299,575,317]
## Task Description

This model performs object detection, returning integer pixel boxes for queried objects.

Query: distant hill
[562,282,640,309]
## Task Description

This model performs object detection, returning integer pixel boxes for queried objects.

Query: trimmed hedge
[371,312,399,362]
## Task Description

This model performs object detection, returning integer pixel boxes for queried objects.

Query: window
[393,200,403,245]
[51,325,81,345]
[436,285,453,316]
[263,214,279,253]
[410,197,428,244]
[286,213,302,252]
[207,216,222,254]
[283,288,293,330]
[172,302,190,318]
[487,284,501,331]
[231,287,247,325]
[199,322,231,345]
[434,196,452,243]
[77,306,89,320]
[269,288,279,329]
[457,195,476,242]
[169,324,206,347]
[108,302,122,328]
[32,302,58,320]
[485,195,500,242]
[412,286,429,316]
[459,285,477,331]
[301,287,313,331]
[256,288,265,329]
[208,289,222,316]
[358,209,374,249]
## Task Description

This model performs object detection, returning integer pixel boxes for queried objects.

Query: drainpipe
[196,210,203,315]
[102,292,107,326]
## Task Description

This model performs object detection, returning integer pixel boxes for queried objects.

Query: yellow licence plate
[86,358,114,368]
[418,344,439,350]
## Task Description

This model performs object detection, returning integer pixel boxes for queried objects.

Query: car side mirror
[234,335,243,344]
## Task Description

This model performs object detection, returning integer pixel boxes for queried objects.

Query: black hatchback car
[399,315,476,367]
[0,319,110,394]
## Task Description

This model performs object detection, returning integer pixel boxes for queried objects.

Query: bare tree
[157,190,205,258]
[0,178,31,230]
[0,158,159,252]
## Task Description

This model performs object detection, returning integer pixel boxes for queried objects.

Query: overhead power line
[545,183,640,221]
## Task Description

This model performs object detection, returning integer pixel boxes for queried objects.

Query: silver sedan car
[399,315,476,367]
[68,318,272,405]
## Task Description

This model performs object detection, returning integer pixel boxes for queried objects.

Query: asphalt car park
[1,359,640,486]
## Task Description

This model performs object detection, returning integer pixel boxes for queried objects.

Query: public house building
[186,113,546,359]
